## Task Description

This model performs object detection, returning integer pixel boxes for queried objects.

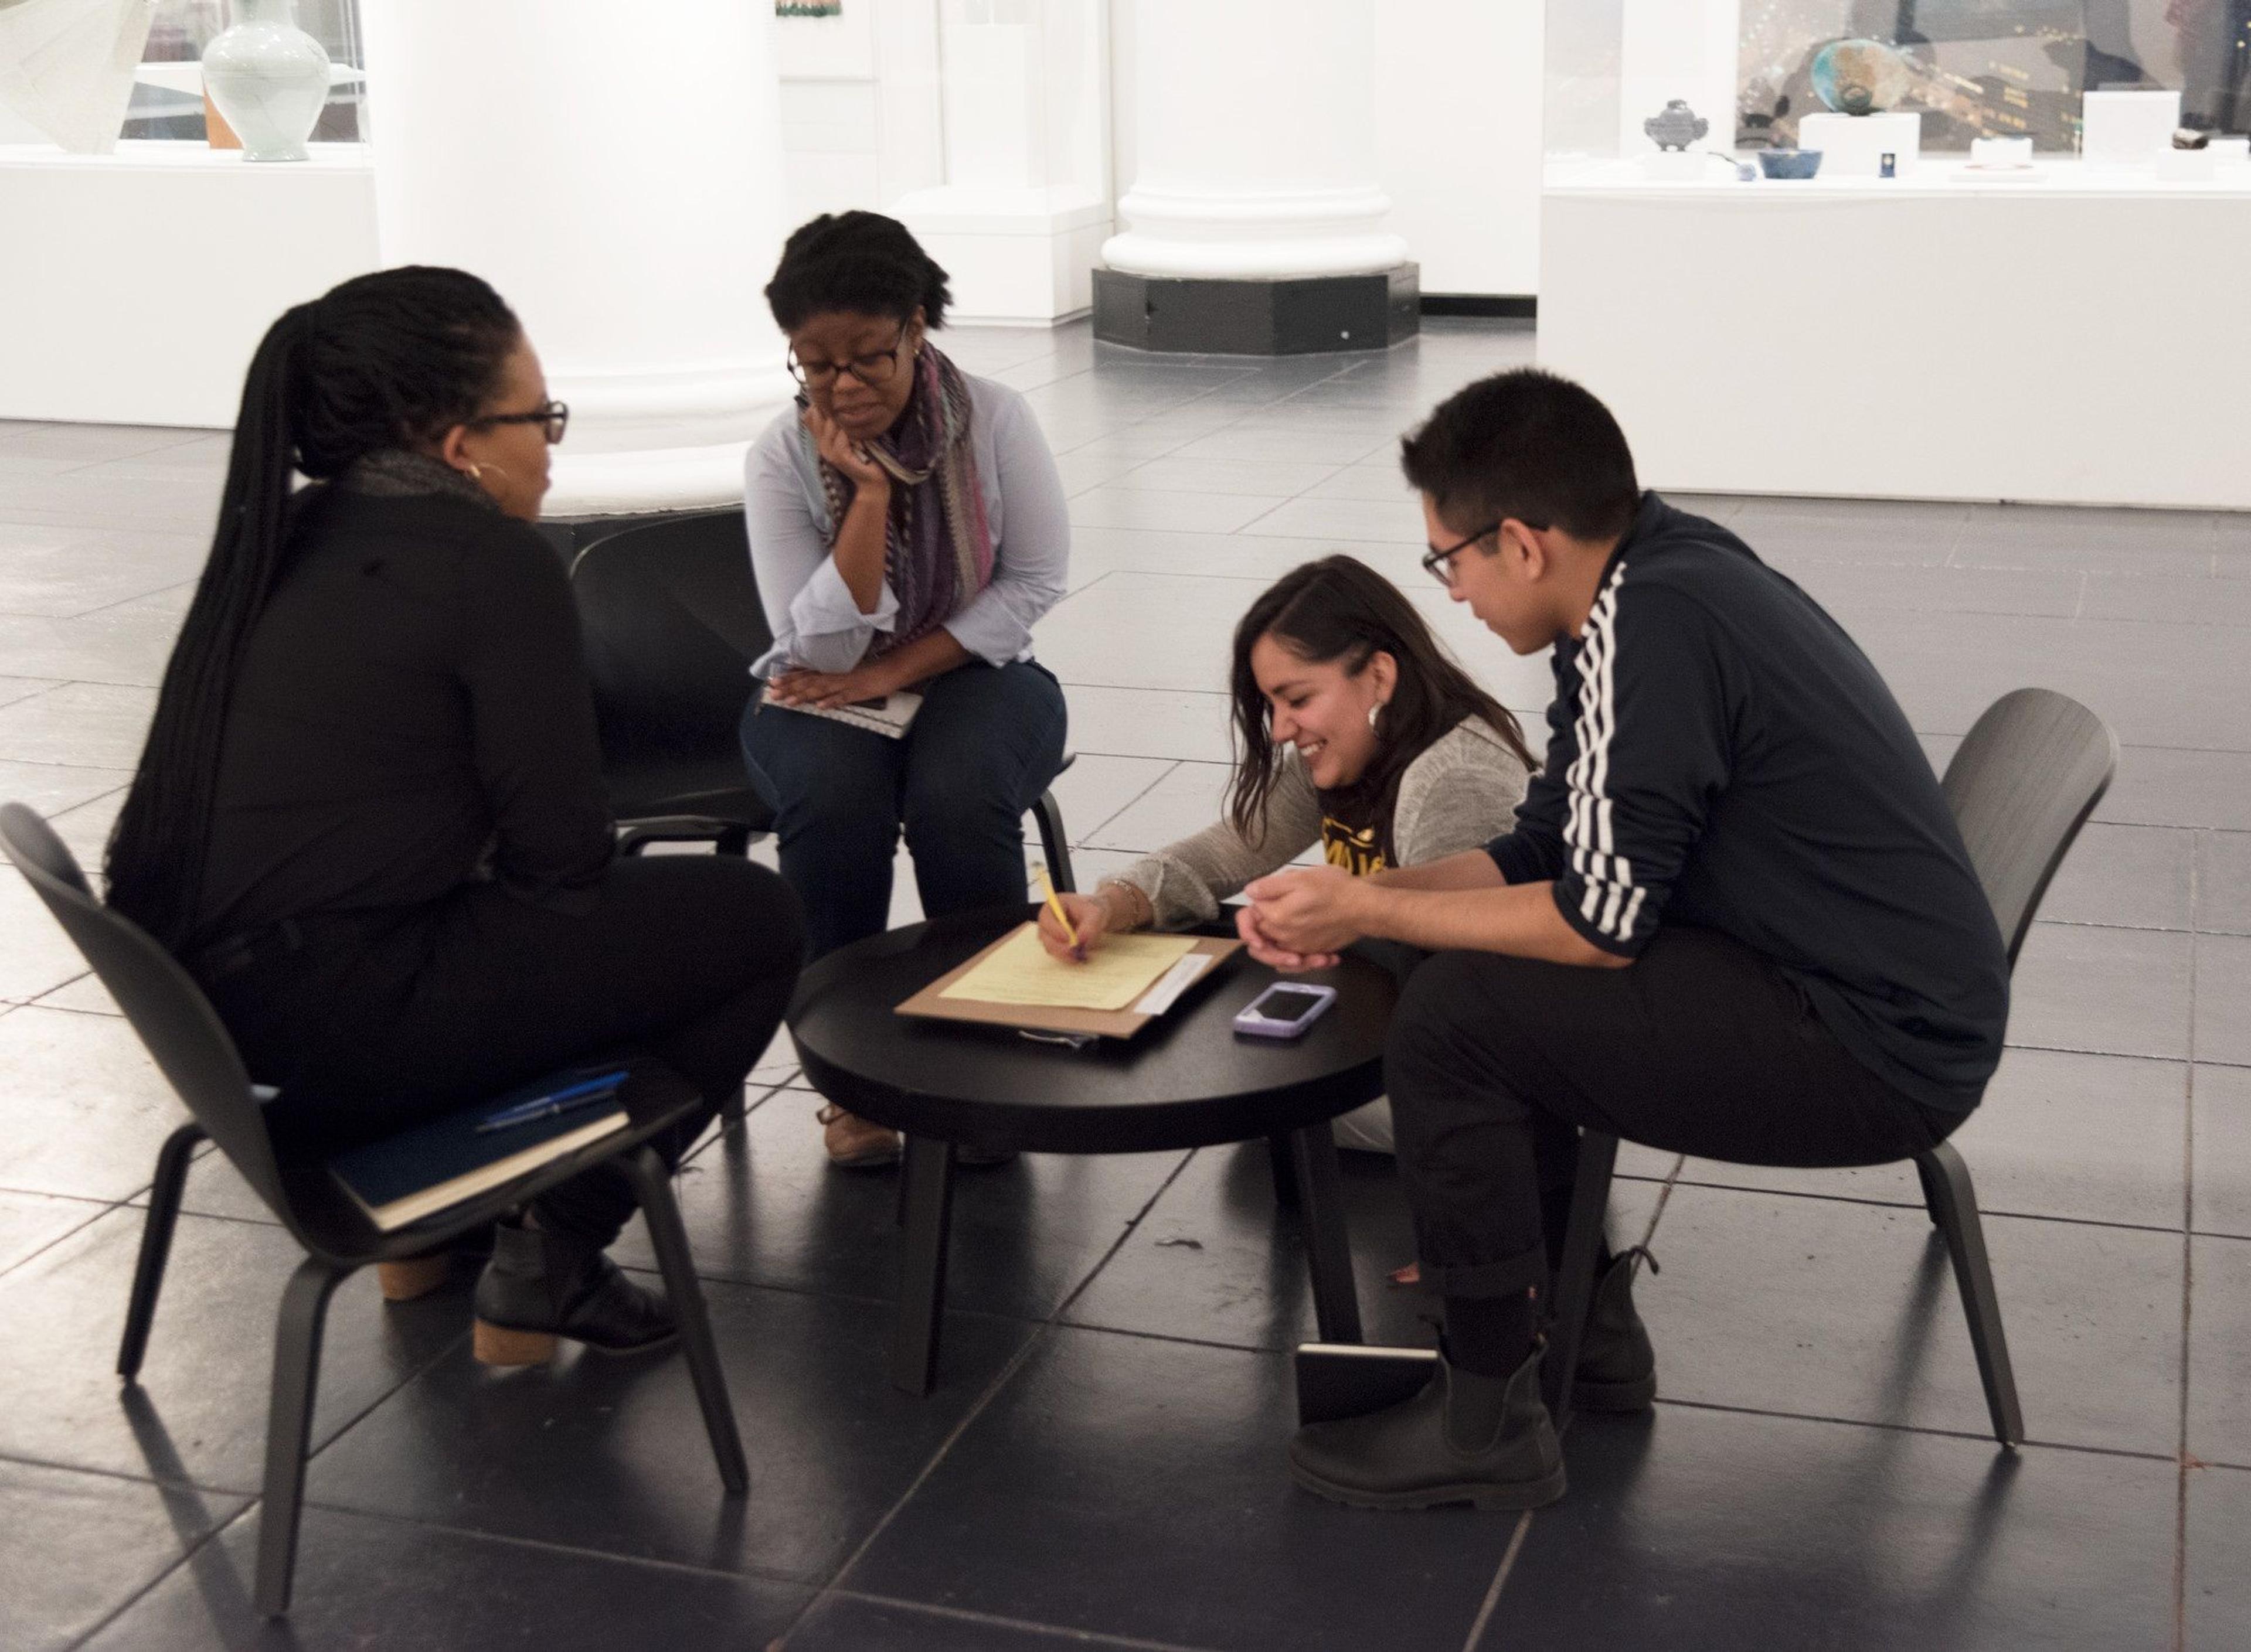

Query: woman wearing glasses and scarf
[742,213,1070,1169]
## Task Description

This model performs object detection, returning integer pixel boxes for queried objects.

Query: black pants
[1383,927,1965,1303]
[205,856,803,1251]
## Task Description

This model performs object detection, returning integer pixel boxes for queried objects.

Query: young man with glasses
[1241,368,2009,1511]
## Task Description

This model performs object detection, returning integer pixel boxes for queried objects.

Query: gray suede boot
[1288,1344,1565,1511]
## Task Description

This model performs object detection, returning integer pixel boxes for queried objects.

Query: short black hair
[764,210,953,332]
[1399,368,1640,541]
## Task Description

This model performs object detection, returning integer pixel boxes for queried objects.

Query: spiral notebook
[761,690,922,740]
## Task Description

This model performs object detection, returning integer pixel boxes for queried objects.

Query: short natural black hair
[1399,368,1640,542]
[764,210,953,332]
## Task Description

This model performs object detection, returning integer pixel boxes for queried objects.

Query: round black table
[789,905,1397,1392]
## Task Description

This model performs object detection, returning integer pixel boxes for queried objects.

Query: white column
[889,0,1112,325]
[359,0,794,516]
[1102,0,1407,280]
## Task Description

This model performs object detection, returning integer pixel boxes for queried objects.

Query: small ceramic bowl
[1757,148,1824,179]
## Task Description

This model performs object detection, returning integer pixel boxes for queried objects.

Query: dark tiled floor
[1,319,2246,1648]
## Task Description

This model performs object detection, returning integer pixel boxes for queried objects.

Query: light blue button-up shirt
[743,369,1070,678]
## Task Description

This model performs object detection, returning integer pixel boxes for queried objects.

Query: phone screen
[1257,986,1328,1024]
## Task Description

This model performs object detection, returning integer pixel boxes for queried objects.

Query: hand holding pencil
[1033,864,1110,965]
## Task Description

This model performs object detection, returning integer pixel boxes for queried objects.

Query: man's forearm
[1369,849,1507,893]
[1357,878,1630,968]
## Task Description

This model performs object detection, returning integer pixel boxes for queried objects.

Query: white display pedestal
[1539,160,2251,510]
[0,142,377,427]
[1798,111,1921,178]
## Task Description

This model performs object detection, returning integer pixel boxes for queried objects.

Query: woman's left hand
[766,662,899,710]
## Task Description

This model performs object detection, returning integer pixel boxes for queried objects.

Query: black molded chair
[1543,689,2120,1447]
[567,509,1079,883]
[0,803,749,1619]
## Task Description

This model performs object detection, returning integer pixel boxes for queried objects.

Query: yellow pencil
[1032,861,1080,951]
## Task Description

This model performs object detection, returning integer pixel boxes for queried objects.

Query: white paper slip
[1131,952,1213,1016]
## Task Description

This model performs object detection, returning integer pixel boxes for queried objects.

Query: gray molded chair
[1543,689,2120,1446]
[566,509,1077,883]
[0,803,749,1619]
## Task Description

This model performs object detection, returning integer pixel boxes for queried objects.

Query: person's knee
[901,759,1022,850]
[1385,953,1534,1150]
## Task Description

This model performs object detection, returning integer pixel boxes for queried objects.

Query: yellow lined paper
[938,924,1199,1012]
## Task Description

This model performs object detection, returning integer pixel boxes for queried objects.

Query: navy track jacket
[1485,493,2010,1112]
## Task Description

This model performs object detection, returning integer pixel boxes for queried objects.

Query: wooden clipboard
[896,928,1243,1041]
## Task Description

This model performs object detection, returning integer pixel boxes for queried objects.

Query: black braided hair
[104,266,521,952]
[764,210,953,331]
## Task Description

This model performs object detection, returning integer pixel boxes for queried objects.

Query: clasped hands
[1236,864,1368,973]
[764,659,903,711]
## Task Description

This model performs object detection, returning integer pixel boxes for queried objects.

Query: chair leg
[1030,789,1074,894]
[1542,1129,1620,1423]
[118,1122,206,1380]
[254,1255,348,1619]
[1289,1122,1363,1344]
[892,1135,956,1396]
[1918,1142,2026,1447]
[1913,1154,1946,1227]
[1266,1133,1299,1210]
[721,1083,748,1126]
[622,1146,750,1493]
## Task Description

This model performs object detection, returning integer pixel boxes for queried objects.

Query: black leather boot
[1571,1247,1657,1413]
[471,1221,678,1365]
[1288,1344,1565,1511]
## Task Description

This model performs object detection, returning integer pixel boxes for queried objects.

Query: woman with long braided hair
[107,267,802,1365]
[741,212,1070,1169]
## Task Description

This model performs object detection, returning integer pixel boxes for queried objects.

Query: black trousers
[1383,927,1964,1303]
[205,855,803,1251]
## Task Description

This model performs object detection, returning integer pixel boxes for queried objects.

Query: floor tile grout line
[1650,1392,2182,1463]
[821,1588,1226,1652]
[1070,757,1185,846]
[2173,837,2200,1652]
[60,1490,247,1652]
[773,1149,1202,1648]
[1637,1174,2206,1240]
[0,1197,117,1283]
[1458,1511,1534,1652]
[0,1442,253,1501]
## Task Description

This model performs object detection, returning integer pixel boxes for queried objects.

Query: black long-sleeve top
[1487,493,2010,1113]
[192,479,614,948]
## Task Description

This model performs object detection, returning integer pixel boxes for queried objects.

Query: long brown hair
[1225,556,1534,860]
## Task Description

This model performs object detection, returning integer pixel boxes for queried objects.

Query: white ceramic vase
[202,0,331,162]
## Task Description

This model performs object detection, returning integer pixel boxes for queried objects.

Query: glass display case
[127,0,364,145]
[1547,0,2251,179]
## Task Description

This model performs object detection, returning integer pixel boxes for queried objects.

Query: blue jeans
[739,658,1069,959]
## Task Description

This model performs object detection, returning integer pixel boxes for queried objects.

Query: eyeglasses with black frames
[471,400,570,444]
[788,327,912,391]
[1422,520,1500,585]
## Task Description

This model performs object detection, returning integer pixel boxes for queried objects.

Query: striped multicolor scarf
[814,345,995,658]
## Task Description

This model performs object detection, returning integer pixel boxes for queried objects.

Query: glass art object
[0,0,160,154]
[199,0,328,161]
[1810,37,1912,116]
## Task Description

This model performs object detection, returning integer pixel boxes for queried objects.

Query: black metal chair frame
[0,804,750,1619]
[1542,689,2120,1447]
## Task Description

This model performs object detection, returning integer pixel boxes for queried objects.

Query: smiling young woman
[1031,555,1535,1153]
[738,212,1071,1170]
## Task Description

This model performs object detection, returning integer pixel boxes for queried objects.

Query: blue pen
[475,1070,631,1133]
